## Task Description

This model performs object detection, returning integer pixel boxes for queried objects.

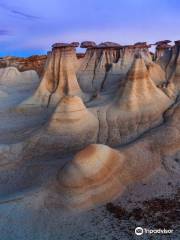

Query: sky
[0,0,179,57]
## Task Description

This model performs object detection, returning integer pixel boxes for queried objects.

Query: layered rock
[105,57,172,145]
[21,43,85,107]
[77,42,121,93]
[0,55,47,77]
[26,96,99,156]
[102,43,163,92]
[57,101,180,210]
[57,144,126,209]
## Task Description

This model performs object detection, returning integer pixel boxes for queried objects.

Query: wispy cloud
[11,9,40,20]
[0,2,40,20]
[0,29,9,35]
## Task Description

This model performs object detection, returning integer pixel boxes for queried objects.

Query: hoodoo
[103,43,157,91]
[20,42,85,107]
[106,56,172,145]
[77,41,121,93]
[155,40,172,69]
[26,96,99,156]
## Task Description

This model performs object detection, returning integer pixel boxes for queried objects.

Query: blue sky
[0,0,179,57]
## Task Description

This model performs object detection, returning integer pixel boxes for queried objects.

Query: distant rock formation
[0,55,47,77]
[0,67,39,86]
[20,43,85,107]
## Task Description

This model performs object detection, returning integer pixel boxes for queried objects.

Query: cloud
[11,9,40,20]
[0,2,40,20]
[0,29,9,35]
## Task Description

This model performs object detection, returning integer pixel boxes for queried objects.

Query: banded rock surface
[20,43,85,108]
[57,101,180,210]
[104,57,172,145]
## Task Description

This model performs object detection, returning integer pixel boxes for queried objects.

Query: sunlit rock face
[20,43,85,107]
[23,95,99,157]
[57,144,126,210]
[97,57,172,146]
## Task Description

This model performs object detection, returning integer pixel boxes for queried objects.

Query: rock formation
[77,42,121,93]
[0,39,179,217]
[0,66,39,86]
[105,57,172,145]
[100,43,164,91]
[57,144,126,210]
[24,96,99,156]
[0,55,47,77]
[155,40,172,70]
[159,40,180,99]
[20,43,85,107]
[57,100,180,210]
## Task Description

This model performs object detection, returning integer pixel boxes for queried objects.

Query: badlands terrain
[0,40,179,239]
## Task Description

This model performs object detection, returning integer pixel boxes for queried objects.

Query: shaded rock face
[20,44,84,107]
[0,55,47,77]
[155,43,172,71]
[77,46,121,92]
[156,41,180,98]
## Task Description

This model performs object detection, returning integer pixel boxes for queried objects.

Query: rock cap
[97,42,122,49]
[52,42,79,49]
[80,41,97,48]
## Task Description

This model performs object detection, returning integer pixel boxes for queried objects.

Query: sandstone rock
[105,57,172,145]
[155,40,171,45]
[57,144,125,210]
[0,67,39,86]
[165,41,180,98]
[57,101,180,210]
[20,43,85,107]
[102,44,154,91]
[25,96,99,156]
[0,55,47,77]
[77,46,121,92]
[97,42,121,48]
